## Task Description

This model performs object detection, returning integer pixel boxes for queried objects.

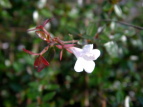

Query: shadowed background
[0,0,143,107]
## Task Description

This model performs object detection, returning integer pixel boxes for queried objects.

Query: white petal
[83,44,93,52]
[70,47,82,58]
[82,49,100,61]
[83,60,95,73]
[91,49,101,60]
[74,57,84,72]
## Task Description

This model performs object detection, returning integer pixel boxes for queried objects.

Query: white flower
[70,44,100,73]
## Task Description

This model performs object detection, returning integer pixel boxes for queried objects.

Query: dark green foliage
[0,0,143,107]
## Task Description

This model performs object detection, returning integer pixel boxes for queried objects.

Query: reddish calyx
[23,48,49,72]
[56,44,76,60]
[34,55,49,72]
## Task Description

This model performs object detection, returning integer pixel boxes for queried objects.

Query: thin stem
[42,27,51,38]
[39,38,78,55]
[100,19,143,30]
[40,46,49,55]
[55,38,65,46]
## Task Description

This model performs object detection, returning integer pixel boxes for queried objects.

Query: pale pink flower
[70,44,100,73]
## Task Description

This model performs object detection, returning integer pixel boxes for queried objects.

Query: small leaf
[86,23,97,37]
[66,26,80,35]
[116,90,124,104]
[104,41,119,57]
[23,48,39,55]
[103,3,113,12]
[114,5,122,17]
[0,0,12,8]
[27,89,40,100]
[43,92,56,102]
[98,34,110,44]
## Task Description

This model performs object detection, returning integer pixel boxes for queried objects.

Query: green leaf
[66,26,80,35]
[46,84,59,90]
[86,23,97,37]
[13,61,24,72]
[0,0,12,8]
[27,89,40,100]
[116,90,124,104]
[43,92,56,102]
[114,5,122,17]
[103,3,113,12]
[113,33,122,41]
[98,34,110,44]
[104,41,119,58]
[40,9,53,17]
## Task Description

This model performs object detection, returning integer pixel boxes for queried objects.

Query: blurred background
[0,0,143,107]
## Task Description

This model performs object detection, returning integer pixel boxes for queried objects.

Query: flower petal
[91,49,101,60]
[83,44,93,52]
[70,47,82,58]
[83,60,95,73]
[82,49,100,61]
[74,57,84,72]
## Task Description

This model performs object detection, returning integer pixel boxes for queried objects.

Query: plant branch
[100,19,143,30]
[40,45,50,55]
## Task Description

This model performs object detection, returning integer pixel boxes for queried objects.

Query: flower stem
[40,46,49,55]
